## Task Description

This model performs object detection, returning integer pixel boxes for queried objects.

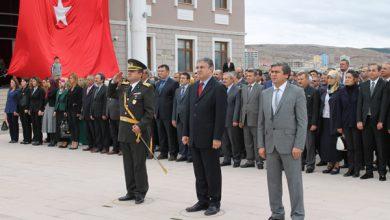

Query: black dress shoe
[134,196,144,204]
[220,161,231,166]
[157,154,168,160]
[268,217,285,220]
[204,206,220,216]
[48,142,56,147]
[360,172,374,180]
[257,163,264,170]
[330,167,340,175]
[168,155,177,161]
[186,202,208,212]
[176,156,187,162]
[352,171,360,178]
[32,142,42,146]
[118,195,135,201]
[322,166,333,174]
[316,161,327,166]
[379,175,387,181]
[343,169,353,177]
[233,162,240,168]
[187,158,193,163]
[306,167,314,173]
[240,162,255,168]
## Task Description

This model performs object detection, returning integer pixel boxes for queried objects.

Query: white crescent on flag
[54,0,71,26]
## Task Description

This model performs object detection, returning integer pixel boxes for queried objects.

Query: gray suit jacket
[257,83,307,154]
[225,85,241,127]
[240,83,263,127]
[172,85,190,124]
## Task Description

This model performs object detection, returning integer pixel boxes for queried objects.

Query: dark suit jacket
[18,87,31,112]
[90,84,107,118]
[381,80,390,129]
[183,77,227,148]
[67,85,83,115]
[320,89,340,135]
[29,87,45,112]
[222,62,235,73]
[106,83,120,121]
[172,85,190,124]
[155,77,179,120]
[336,85,359,128]
[304,86,320,128]
[82,85,95,119]
[357,78,387,125]
[225,84,241,127]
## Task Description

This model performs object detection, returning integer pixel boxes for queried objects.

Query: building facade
[110,0,246,74]
[244,48,259,69]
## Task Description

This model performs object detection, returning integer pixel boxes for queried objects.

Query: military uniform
[109,59,155,202]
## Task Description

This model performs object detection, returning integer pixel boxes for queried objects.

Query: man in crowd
[339,59,350,85]
[235,67,247,88]
[81,75,96,151]
[107,73,121,155]
[155,64,179,160]
[223,57,235,73]
[172,72,191,162]
[91,73,109,153]
[258,62,307,220]
[182,58,226,216]
[297,72,320,173]
[213,69,223,82]
[240,69,264,169]
[109,59,154,205]
[221,72,243,167]
[357,63,387,181]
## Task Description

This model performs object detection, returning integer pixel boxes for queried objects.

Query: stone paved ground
[0,134,389,220]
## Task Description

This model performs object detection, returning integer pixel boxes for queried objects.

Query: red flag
[9,0,119,79]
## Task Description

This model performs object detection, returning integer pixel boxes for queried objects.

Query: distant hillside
[246,44,390,68]
[364,48,390,54]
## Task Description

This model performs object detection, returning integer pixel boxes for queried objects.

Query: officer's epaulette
[143,82,151,87]
[121,81,130,85]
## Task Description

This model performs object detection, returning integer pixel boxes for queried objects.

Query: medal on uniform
[132,100,137,105]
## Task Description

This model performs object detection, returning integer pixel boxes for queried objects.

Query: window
[147,37,152,70]
[215,0,227,9]
[214,41,228,70]
[177,39,193,72]
[178,0,192,4]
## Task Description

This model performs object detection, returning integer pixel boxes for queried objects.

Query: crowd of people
[3,59,390,182]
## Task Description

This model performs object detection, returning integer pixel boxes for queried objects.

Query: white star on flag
[54,0,71,26]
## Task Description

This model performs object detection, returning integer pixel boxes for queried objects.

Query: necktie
[273,88,280,114]
[248,85,253,97]
[180,86,185,98]
[198,82,204,97]
[370,81,375,96]
[158,80,166,93]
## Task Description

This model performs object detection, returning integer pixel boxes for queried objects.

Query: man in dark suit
[357,63,387,181]
[90,73,109,153]
[221,72,243,167]
[223,57,235,73]
[107,74,121,155]
[109,59,154,205]
[182,58,227,216]
[297,72,320,173]
[155,64,180,160]
[235,67,247,88]
[172,72,191,162]
[81,75,96,151]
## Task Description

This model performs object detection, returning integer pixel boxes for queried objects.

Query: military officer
[108,59,155,204]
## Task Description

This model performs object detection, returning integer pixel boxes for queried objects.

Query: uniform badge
[132,100,137,105]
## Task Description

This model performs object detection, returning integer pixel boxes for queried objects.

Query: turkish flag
[9,0,119,79]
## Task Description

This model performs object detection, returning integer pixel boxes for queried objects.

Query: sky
[245,0,390,48]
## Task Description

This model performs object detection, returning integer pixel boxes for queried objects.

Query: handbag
[60,120,72,139]
[336,136,346,151]
[1,121,8,131]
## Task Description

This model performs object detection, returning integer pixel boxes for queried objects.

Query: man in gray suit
[258,63,307,220]
[240,69,264,169]
[221,72,243,167]
[172,72,191,162]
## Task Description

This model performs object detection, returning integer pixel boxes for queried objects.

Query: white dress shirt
[272,81,287,114]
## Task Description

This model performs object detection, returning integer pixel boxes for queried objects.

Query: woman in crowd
[336,70,362,177]
[320,70,342,174]
[42,78,58,147]
[4,77,20,143]
[18,78,32,144]
[54,79,69,148]
[67,73,83,150]
[29,77,45,146]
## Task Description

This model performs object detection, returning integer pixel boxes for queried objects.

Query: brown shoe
[107,150,118,155]
[91,148,99,153]
[101,149,108,154]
